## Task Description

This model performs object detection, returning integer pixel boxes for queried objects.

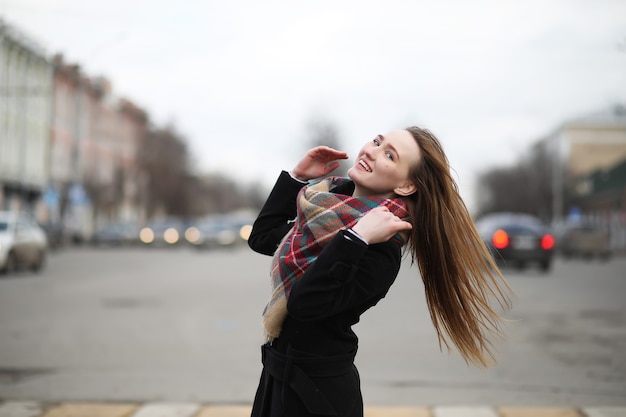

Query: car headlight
[139,227,154,244]
[239,224,253,241]
[185,227,201,244]
[163,228,179,244]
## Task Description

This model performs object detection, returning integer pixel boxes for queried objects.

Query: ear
[394,181,417,197]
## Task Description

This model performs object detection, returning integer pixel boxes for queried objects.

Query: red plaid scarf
[262,176,409,341]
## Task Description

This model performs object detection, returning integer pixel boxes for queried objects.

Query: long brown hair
[404,126,513,367]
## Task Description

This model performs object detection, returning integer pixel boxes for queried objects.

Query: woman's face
[348,129,421,198]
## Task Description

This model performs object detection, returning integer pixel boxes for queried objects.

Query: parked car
[185,212,255,249]
[184,218,238,249]
[0,211,48,274]
[39,221,65,250]
[475,212,556,272]
[139,218,186,247]
[91,222,140,247]
[558,223,612,260]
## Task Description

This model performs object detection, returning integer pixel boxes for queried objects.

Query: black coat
[248,171,404,417]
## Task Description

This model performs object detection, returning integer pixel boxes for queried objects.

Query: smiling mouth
[358,159,372,172]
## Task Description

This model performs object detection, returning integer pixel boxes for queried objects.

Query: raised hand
[291,146,349,181]
[351,206,412,244]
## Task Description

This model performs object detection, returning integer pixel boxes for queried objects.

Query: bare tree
[475,138,562,222]
[138,126,194,220]
[84,161,125,223]
[475,165,530,217]
[192,174,269,215]
[521,140,554,221]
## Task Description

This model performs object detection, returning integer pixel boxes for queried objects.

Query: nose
[363,145,376,160]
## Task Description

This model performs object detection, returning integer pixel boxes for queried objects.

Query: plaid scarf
[262,176,410,341]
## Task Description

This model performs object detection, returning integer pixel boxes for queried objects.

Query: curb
[0,402,625,417]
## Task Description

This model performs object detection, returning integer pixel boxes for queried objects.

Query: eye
[373,138,381,146]
[385,151,394,161]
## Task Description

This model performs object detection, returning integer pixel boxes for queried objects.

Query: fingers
[381,208,412,232]
[386,212,411,230]
[310,146,348,161]
[385,219,412,239]
[293,146,348,180]
[371,205,390,213]
[325,161,341,173]
[353,206,413,244]
[396,220,413,231]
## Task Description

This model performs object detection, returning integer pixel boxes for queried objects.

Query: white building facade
[546,106,626,252]
[0,19,53,217]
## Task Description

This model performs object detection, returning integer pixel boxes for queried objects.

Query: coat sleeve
[247,170,306,256]
[286,229,402,320]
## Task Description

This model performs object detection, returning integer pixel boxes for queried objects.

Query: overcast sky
[1,0,625,212]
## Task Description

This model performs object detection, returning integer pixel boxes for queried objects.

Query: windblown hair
[404,126,513,367]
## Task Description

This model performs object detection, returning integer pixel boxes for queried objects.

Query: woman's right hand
[352,206,412,244]
[291,146,349,181]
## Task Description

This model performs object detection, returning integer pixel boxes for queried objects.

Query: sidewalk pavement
[1,402,625,417]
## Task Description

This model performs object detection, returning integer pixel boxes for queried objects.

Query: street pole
[18,51,30,211]
[551,132,565,228]
[0,24,5,210]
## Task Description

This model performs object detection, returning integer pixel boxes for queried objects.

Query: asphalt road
[0,245,624,407]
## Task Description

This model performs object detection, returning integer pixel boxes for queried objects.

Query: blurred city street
[2,3,625,416]
[0,246,624,407]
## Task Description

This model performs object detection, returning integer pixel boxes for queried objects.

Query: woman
[248,126,512,417]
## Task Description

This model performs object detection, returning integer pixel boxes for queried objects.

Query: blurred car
[91,222,140,247]
[39,221,65,250]
[184,215,253,249]
[475,212,556,272]
[558,223,612,260]
[184,218,238,249]
[225,213,255,243]
[139,218,185,247]
[0,211,48,274]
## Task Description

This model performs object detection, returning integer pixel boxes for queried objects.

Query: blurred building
[48,55,83,234]
[1,17,151,244]
[50,54,149,242]
[546,105,626,251]
[0,19,53,216]
[2,18,226,247]
[562,106,626,177]
[572,158,626,212]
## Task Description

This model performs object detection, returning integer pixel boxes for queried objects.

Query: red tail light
[492,229,509,249]
[541,234,555,250]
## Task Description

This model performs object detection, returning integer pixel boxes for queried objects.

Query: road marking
[365,407,432,416]
[195,406,252,417]
[2,403,626,417]
[39,403,139,417]
[0,402,43,417]
[583,408,626,417]
[130,403,199,417]
[433,406,499,417]
[498,408,583,417]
